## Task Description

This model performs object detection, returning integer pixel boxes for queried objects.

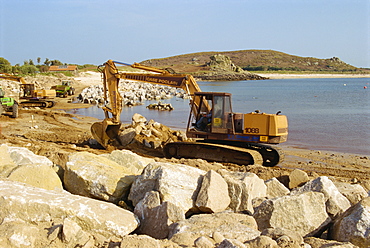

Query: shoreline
[256,73,370,79]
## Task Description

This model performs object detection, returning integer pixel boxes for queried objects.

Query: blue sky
[1,0,369,68]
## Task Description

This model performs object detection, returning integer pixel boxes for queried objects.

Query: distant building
[48,65,78,73]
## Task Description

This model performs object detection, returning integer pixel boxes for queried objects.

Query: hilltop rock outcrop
[194,54,268,81]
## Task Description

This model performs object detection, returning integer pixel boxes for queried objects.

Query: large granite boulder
[219,169,266,213]
[195,170,230,213]
[0,180,139,247]
[169,212,260,247]
[292,176,351,218]
[265,177,290,199]
[4,144,53,167]
[330,197,370,248]
[7,163,63,191]
[334,181,369,205]
[128,162,206,214]
[100,149,154,175]
[134,191,185,239]
[64,151,136,203]
[289,169,309,189]
[253,192,331,237]
[0,144,62,190]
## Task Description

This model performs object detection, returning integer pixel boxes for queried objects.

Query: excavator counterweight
[91,60,288,166]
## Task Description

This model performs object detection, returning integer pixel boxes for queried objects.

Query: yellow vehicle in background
[91,60,288,166]
[0,73,56,108]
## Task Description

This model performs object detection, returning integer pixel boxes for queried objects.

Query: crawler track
[163,142,263,166]
[20,100,55,108]
[197,140,284,167]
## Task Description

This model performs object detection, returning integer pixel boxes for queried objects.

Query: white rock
[65,152,136,203]
[7,163,63,190]
[334,182,368,205]
[134,191,185,239]
[128,162,206,213]
[219,169,266,214]
[0,180,139,241]
[132,113,147,125]
[293,176,351,218]
[265,177,290,199]
[289,169,309,189]
[100,149,154,175]
[195,170,230,213]
[331,197,370,248]
[0,144,62,190]
[253,192,331,237]
[120,235,161,248]
[5,144,53,167]
[169,212,260,245]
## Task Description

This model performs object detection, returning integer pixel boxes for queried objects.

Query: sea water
[66,78,370,155]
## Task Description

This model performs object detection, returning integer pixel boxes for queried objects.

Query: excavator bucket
[91,120,121,148]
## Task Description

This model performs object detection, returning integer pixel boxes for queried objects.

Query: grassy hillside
[140,50,368,74]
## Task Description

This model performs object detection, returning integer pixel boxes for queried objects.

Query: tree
[37,57,41,64]
[50,60,63,66]
[0,57,12,73]
[44,58,50,66]
[38,65,49,72]
[19,64,38,74]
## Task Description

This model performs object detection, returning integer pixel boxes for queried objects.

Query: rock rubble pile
[116,113,188,151]
[78,81,190,107]
[0,141,369,247]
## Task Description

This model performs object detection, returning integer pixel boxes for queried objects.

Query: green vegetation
[0,57,97,76]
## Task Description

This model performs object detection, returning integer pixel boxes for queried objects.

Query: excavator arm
[96,60,205,122]
[0,73,27,84]
[92,59,207,148]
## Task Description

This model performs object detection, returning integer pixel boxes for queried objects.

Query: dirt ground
[1,73,369,192]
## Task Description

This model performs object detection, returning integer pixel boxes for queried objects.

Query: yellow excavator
[0,73,56,108]
[91,60,288,166]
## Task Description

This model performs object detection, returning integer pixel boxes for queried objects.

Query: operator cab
[187,92,234,137]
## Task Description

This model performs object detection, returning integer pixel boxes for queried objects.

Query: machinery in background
[91,60,288,167]
[0,73,56,108]
[51,81,75,98]
[0,86,18,118]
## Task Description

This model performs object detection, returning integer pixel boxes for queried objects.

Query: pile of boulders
[78,81,190,107]
[0,80,20,99]
[146,101,174,111]
[117,113,188,150]
[0,141,369,247]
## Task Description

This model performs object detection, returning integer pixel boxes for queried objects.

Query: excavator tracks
[20,100,55,108]
[163,142,263,166]
[200,140,284,167]
[163,140,284,167]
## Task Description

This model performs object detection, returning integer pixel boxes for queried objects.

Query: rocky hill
[140,50,366,74]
